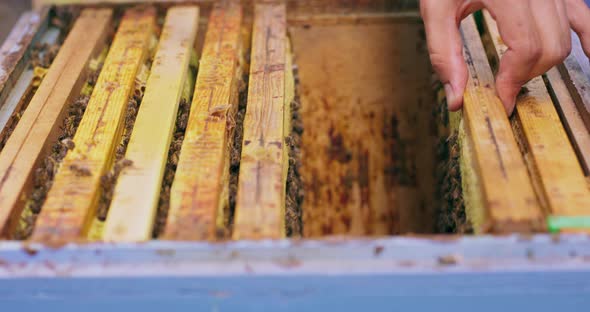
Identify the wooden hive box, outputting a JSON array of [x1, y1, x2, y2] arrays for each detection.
[[0, 0, 590, 309]]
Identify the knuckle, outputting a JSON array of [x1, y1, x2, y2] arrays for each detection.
[[564, 38, 573, 57], [512, 40, 542, 65], [528, 43, 543, 62], [545, 44, 570, 64], [560, 45, 571, 60]]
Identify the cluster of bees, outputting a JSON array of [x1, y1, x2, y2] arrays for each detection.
[[432, 78, 471, 234]]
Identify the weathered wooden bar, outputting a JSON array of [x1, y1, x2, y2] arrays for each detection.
[[232, 2, 289, 240], [32, 7, 154, 242], [545, 67, 590, 174], [104, 6, 200, 242], [0, 27, 60, 148], [459, 17, 544, 233], [0, 11, 48, 111], [0, 9, 112, 237], [483, 11, 590, 219], [558, 32, 590, 131], [163, 1, 243, 241]]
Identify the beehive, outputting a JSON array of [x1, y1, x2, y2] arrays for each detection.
[[1, 0, 590, 308]]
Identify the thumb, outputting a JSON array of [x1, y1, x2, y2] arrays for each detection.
[[567, 0, 590, 57], [421, 0, 468, 111]]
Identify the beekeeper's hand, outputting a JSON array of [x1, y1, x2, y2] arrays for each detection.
[[421, 0, 590, 115]]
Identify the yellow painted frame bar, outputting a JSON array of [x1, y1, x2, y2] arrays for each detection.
[[103, 6, 200, 242], [460, 16, 544, 233], [0, 9, 112, 238], [163, 2, 243, 241], [32, 7, 155, 242], [483, 11, 590, 218]]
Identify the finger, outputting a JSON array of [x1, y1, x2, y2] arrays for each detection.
[[529, 0, 571, 76], [566, 0, 590, 56], [486, 0, 541, 115], [421, 0, 467, 111], [555, 0, 572, 39]]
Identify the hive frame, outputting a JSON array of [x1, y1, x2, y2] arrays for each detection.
[[0, 3, 590, 307]]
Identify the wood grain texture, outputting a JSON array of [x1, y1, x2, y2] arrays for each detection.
[[558, 32, 590, 131], [483, 12, 590, 219], [0, 11, 47, 117], [232, 3, 287, 240], [292, 21, 436, 236], [104, 6, 200, 242], [163, 2, 243, 241], [31, 7, 155, 242], [0, 9, 112, 238], [460, 16, 543, 233], [545, 68, 590, 174]]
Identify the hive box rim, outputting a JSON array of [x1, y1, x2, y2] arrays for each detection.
[[0, 234, 590, 278]]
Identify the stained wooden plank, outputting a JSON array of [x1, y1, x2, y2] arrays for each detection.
[[558, 32, 590, 130], [162, 2, 243, 241], [0, 11, 47, 115], [103, 6, 200, 242], [483, 12, 590, 219], [0, 9, 112, 238], [232, 3, 287, 240], [459, 16, 543, 233], [545, 68, 590, 174], [31, 7, 155, 242]]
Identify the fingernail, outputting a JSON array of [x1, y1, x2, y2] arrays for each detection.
[[507, 107, 515, 116], [498, 89, 517, 116], [506, 100, 516, 116], [444, 83, 456, 108]]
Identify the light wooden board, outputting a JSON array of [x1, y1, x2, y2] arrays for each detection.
[[163, 2, 243, 241], [31, 7, 155, 242], [0, 9, 112, 238], [292, 20, 436, 236], [558, 32, 590, 130], [0, 11, 47, 116], [103, 6, 200, 242], [460, 16, 543, 233], [545, 68, 590, 174], [232, 3, 287, 240], [483, 12, 590, 218]]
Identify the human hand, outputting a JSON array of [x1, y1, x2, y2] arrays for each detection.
[[420, 0, 590, 115]]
